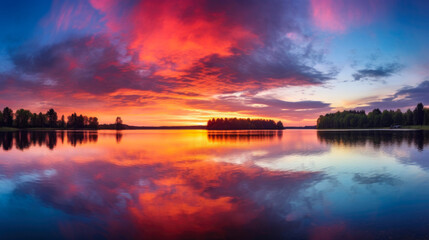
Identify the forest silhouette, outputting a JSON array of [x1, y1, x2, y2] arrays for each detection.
[[317, 103, 429, 129], [0, 107, 100, 129], [207, 118, 284, 130]]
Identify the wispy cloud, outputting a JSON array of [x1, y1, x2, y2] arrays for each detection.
[[352, 62, 403, 82], [360, 80, 429, 110], [187, 92, 331, 123]]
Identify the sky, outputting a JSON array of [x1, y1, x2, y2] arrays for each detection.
[[0, 0, 428, 126]]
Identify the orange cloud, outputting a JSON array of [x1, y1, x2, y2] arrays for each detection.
[[90, 0, 260, 78]]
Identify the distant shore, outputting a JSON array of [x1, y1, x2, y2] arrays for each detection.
[[317, 129, 420, 132], [317, 126, 429, 131], [316, 103, 429, 129], [0, 126, 207, 131], [1, 125, 428, 131]]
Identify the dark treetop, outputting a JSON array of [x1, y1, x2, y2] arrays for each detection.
[[317, 103, 429, 129], [0, 107, 99, 129], [207, 118, 284, 130]]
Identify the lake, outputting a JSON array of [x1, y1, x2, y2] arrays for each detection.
[[0, 130, 429, 239]]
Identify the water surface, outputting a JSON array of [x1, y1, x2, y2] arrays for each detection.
[[0, 130, 429, 239]]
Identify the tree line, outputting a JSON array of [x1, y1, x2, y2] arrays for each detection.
[[207, 118, 284, 130], [317, 103, 429, 129], [0, 107, 99, 129]]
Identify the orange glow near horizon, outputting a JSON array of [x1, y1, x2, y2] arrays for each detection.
[[2, 87, 319, 126]]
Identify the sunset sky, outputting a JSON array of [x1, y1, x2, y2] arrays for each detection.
[[0, 0, 428, 126]]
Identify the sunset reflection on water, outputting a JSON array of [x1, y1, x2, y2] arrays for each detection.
[[0, 130, 429, 239]]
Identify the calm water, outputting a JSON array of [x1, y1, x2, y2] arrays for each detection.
[[0, 130, 429, 240]]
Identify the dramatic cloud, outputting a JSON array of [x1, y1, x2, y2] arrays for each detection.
[[362, 80, 429, 110], [9, 36, 140, 94], [82, 0, 332, 92], [182, 46, 334, 93], [0, 0, 339, 125], [352, 62, 403, 81]]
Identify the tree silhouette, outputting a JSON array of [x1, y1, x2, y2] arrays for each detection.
[[393, 109, 403, 125], [30, 113, 37, 127], [414, 103, 424, 125], [405, 109, 414, 125], [15, 109, 32, 128], [115, 117, 123, 130], [65, 113, 99, 129], [3, 107, 13, 127], [46, 109, 58, 128], [38, 112, 47, 127], [276, 121, 284, 129], [88, 117, 99, 129], [59, 115, 66, 128], [381, 110, 394, 127]]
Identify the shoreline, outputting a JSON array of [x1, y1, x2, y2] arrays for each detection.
[[317, 126, 429, 131], [1, 126, 428, 131]]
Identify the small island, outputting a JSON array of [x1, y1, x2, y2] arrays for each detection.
[[207, 118, 284, 130], [317, 103, 429, 129]]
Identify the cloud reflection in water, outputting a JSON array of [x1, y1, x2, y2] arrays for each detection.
[[0, 130, 428, 239]]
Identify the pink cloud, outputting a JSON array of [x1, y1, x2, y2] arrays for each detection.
[[310, 0, 385, 32]]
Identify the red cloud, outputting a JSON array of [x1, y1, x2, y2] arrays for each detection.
[[89, 0, 260, 77]]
